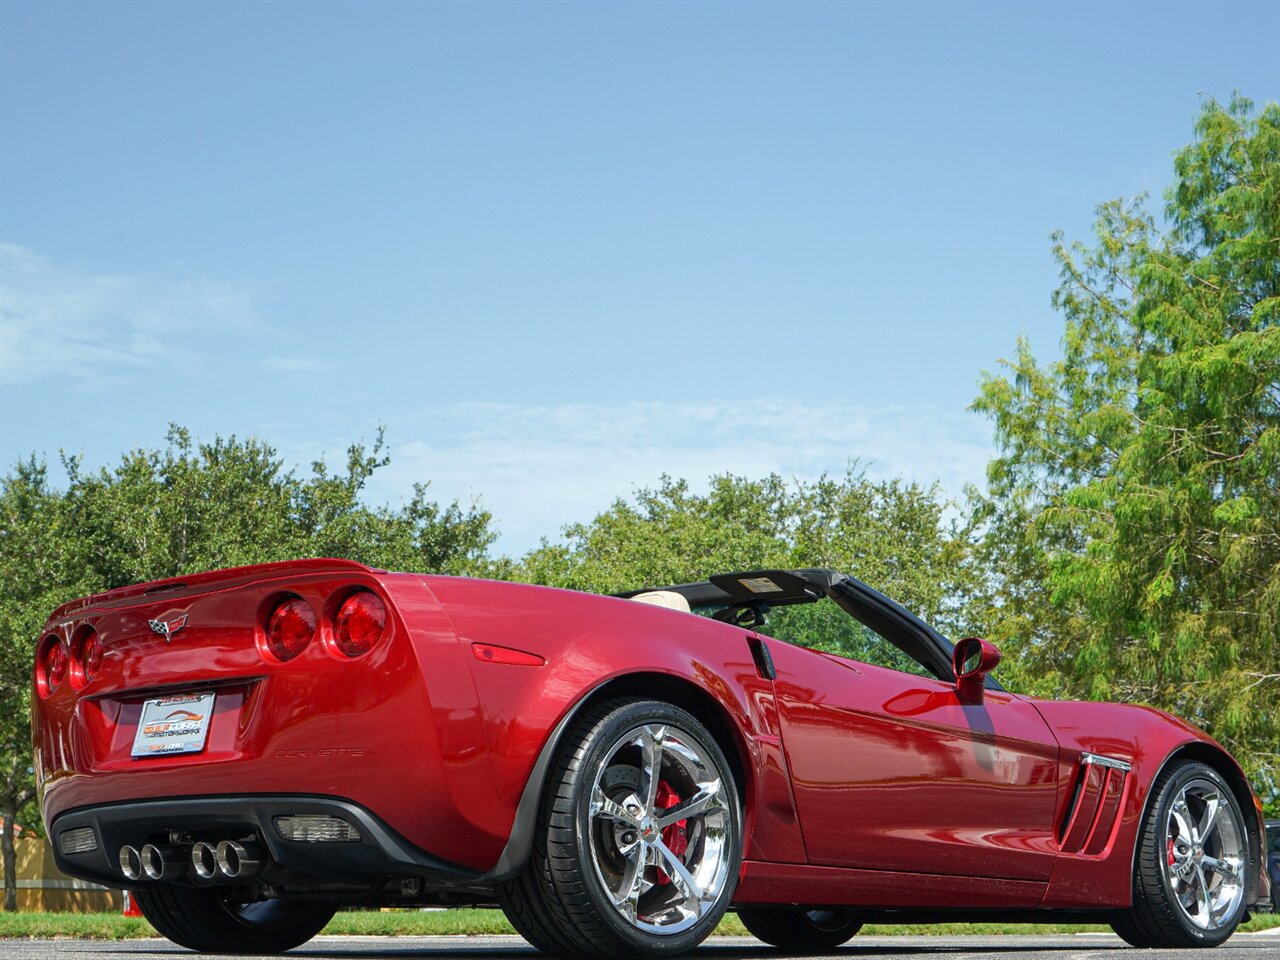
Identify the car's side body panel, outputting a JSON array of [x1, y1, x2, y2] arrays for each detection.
[[419, 574, 811, 867], [734, 860, 1048, 908], [1028, 698, 1265, 910], [767, 639, 1061, 892]]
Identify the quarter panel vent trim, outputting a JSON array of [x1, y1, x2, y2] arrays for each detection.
[[1058, 753, 1131, 855]]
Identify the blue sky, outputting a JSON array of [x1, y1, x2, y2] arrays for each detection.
[[2, 0, 1277, 553]]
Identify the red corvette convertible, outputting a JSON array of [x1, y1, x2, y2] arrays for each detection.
[[33, 560, 1270, 955]]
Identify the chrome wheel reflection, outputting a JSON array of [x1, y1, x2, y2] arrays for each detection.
[[588, 723, 733, 936], [1163, 778, 1245, 930]]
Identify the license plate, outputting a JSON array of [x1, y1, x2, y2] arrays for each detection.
[[131, 692, 216, 758]]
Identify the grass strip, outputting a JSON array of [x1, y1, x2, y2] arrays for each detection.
[[0, 912, 157, 940], [0, 907, 1275, 940]]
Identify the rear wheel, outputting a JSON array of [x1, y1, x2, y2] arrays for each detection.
[[134, 884, 335, 954], [498, 698, 741, 957], [1111, 760, 1248, 947], [737, 907, 863, 949]]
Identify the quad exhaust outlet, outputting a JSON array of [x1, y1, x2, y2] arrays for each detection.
[[215, 840, 265, 878], [191, 841, 220, 880], [119, 839, 273, 883], [140, 844, 185, 881], [118, 845, 142, 882]]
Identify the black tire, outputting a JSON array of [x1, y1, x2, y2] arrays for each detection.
[[498, 698, 742, 958], [1110, 760, 1249, 948], [134, 883, 335, 954], [737, 907, 863, 950]]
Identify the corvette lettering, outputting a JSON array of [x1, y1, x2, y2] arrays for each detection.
[[274, 747, 366, 759]]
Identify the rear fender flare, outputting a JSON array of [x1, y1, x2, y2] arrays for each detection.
[[478, 671, 751, 882]]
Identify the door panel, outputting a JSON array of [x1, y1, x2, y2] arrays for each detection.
[[770, 642, 1060, 884]]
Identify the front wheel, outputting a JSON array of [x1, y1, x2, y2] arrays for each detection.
[[1111, 760, 1249, 947], [499, 698, 742, 957], [737, 907, 863, 949], [134, 884, 335, 954]]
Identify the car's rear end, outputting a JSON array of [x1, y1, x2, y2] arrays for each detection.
[[32, 558, 506, 907]]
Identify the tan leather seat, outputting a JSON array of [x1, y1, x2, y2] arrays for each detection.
[[628, 590, 692, 614]]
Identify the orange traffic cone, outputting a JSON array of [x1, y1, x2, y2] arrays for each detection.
[[122, 890, 143, 917]]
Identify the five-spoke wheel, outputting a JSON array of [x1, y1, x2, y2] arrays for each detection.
[[1112, 760, 1249, 947], [1162, 777, 1246, 931], [588, 720, 735, 934], [499, 699, 741, 958]]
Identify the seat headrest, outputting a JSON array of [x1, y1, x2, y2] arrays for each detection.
[[628, 590, 692, 614]]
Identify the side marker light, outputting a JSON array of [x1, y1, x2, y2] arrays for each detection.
[[471, 643, 545, 667]]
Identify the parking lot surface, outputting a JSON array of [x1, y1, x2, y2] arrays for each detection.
[[1, 932, 1278, 960]]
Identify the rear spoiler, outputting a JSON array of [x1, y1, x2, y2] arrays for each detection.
[[43, 558, 380, 625]]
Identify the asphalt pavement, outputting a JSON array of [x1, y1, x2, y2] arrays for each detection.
[[1, 932, 1278, 960]]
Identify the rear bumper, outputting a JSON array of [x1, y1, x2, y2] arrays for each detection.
[[50, 795, 480, 889]]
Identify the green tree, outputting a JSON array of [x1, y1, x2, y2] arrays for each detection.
[[59, 425, 495, 589], [290, 431, 494, 576], [973, 95, 1280, 808], [0, 460, 89, 911], [519, 467, 985, 651]]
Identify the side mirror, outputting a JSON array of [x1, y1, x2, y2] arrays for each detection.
[[952, 637, 1001, 705]]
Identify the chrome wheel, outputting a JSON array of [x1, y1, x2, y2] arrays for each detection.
[[587, 722, 734, 935], [498, 699, 741, 957], [1163, 778, 1246, 931]]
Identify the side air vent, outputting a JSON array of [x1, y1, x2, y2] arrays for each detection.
[[1058, 752, 1131, 855], [747, 635, 776, 680]]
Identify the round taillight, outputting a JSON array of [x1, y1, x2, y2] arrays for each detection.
[[334, 592, 386, 658], [45, 641, 68, 692], [78, 631, 104, 684], [266, 599, 316, 662]]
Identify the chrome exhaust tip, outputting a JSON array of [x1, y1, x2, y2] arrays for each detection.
[[140, 843, 186, 881], [118, 845, 142, 881], [215, 840, 264, 879], [191, 841, 219, 880]]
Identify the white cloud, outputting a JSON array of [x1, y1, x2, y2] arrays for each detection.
[[0, 244, 254, 388], [357, 399, 995, 555]]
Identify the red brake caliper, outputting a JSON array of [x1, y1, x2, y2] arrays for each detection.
[[653, 780, 688, 886], [1167, 837, 1177, 867]]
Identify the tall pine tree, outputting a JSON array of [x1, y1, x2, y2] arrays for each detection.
[[974, 95, 1279, 808]]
